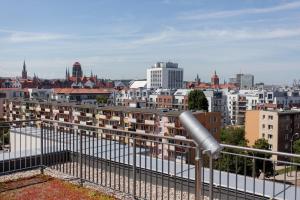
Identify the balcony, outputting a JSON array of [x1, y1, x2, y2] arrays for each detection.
[[165, 122, 175, 128], [80, 121, 86, 125], [136, 129, 146, 133], [1, 119, 300, 200], [129, 118, 137, 123], [53, 109, 59, 114], [86, 113, 93, 117], [98, 114, 107, 120], [111, 116, 120, 121], [64, 110, 70, 115], [105, 124, 113, 129], [145, 119, 155, 125], [74, 111, 81, 116]]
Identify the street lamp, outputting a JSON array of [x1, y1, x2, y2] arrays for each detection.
[[290, 132, 299, 176]]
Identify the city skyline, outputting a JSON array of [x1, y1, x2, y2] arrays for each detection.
[[1, 0, 300, 84]]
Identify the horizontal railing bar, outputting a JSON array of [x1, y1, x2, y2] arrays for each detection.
[[0, 119, 40, 124], [221, 144, 300, 158], [42, 119, 196, 144]]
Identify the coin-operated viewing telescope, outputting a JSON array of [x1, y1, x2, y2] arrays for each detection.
[[179, 111, 223, 159]]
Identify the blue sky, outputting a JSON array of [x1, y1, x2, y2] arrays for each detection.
[[1, 0, 300, 84]]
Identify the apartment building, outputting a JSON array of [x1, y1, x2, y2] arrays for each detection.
[[148, 89, 174, 109], [256, 90, 300, 109], [53, 88, 113, 104], [3, 99, 221, 163], [226, 92, 247, 125], [115, 88, 228, 126], [146, 62, 183, 89], [230, 73, 254, 89], [245, 110, 300, 157]]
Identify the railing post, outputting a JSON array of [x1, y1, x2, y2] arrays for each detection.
[[132, 137, 137, 198], [208, 151, 214, 200], [80, 130, 83, 186], [195, 146, 203, 200], [40, 122, 44, 174]]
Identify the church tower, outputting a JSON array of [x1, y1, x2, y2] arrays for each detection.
[[211, 70, 219, 86], [22, 60, 28, 79]]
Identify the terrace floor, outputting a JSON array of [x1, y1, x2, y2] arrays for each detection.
[[0, 174, 116, 200]]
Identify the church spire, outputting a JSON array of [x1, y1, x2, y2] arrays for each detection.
[[22, 60, 28, 79]]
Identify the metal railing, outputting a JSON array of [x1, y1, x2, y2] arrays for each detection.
[[1, 119, 300, 200], [0, 120, 42, 175]]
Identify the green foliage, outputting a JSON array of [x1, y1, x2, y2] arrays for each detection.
[[0, 126, 10, 150], [293, 139, 300, 163], [188, 90, 208, 111], [217, 129, 274, 177], [96, 95, 108, 105], [253, 138, 269, 150], [220, 126, 247, 146], [252, 138, 274, 177], [215, 152, 253, 176], [216, 126, 252, 175], [293, 139, 300, 154]]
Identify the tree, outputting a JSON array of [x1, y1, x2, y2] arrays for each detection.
[[188, 90, 208, 111], [216, 126, 251, 174], [220, 126, 247, 146], [293, 139, 300, 164], [96, 95, 108, 105], [0, 119, 10, 150], [252, 138, 274, 177]]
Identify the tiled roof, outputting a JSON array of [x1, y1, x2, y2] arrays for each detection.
[[0, 88, 27, 91], [54, 88, 113, 94]]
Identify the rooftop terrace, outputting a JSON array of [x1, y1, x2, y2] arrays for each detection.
[[1, 119, 300, 200]]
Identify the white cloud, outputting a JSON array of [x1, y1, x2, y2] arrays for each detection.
[[10, 32, 66, 43], [125, 27, 300, 48], [179, 1, 300, 20], [0, 29, 68, 43]]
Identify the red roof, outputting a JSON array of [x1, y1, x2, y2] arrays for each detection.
[[54, 88, 113, 94], [0, 88, 27, 92]]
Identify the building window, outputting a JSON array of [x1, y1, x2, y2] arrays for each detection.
[[262, 124, 265, 129], [268, 144, 273, 150], [262, 133, 265, 138], [268, 115, 273, 120], [268, 125, 273, 130], [262, 115, 265, 119], [268, 134, 273, 139], [285, 134, 289, 140]]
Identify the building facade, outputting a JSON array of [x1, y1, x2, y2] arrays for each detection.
[[146, 62, 183, 89], [3, 99, 221, 163], [240, 74, 254, 89], [245, 110, 300, 158]]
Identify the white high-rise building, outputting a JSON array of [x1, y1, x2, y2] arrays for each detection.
[[147, 62, 183, 89]]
